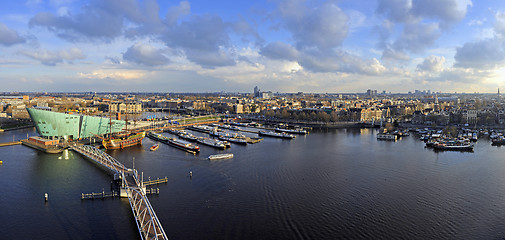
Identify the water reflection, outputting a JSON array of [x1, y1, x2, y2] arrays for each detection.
[[2, 128, 505, 239]]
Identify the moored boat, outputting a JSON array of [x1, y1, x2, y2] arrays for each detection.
[[177, 131, 198, 142], [258, 130, 295, 139], [433, 140, 474, 151], [377, 133, 397, 141], [492, 136, 505, 145], [188, 125, 216, 134], [219, 136, 248, 145], [103, 131, 145, 149], [196, 137, 226, 149], [167, 138, 200, 153], [147, 131, 169, 142], [275, 128, 308, 135]]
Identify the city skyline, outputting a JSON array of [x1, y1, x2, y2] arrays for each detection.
[[1, 0, 504, 93]]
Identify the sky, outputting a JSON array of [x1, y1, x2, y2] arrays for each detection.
[[1, 0, 505, 93]]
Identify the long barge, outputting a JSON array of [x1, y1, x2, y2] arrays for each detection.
[[196, 137, 226, 149], [275, 128, 308, 135], [433, 143, 474, 151], [148, 131, 200, 153], [258, 130, 295, 139], [187, 125, 216, 134]]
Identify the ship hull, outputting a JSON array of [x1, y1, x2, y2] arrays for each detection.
[[167, 139, 200, 153], [103, 132, 145, 149]]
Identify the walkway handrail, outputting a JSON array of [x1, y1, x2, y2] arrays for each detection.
[[72, 145, 168, 240], [126, 187, 168, 240], [71, 145, 130, 174]]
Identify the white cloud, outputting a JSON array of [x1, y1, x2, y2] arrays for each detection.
[[21, 47, 85, 66], [78, 69, 146, 80]]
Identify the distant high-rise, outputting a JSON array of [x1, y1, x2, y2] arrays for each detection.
[[254, 86, 261, 98]]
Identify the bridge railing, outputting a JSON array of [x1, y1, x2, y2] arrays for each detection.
[[72, 145, 130, 174], [72, 145, 167, 240], [125, 182, 168, 239]]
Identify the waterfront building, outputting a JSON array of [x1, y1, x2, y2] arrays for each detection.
[[463, 110, 478, 124], [360, 108, 384, 123], [108, 102, 142, 113], [27, 108, 125, 140], [234, 104, 244, 114]]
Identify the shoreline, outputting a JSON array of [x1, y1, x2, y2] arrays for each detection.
[[0, 124, 35, 132]]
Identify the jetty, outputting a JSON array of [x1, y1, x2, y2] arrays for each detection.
[[0, 141, 22, 147], [70, 145, 168, 240]]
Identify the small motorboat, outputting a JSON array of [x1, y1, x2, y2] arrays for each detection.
[[150, 144, 159, 151]]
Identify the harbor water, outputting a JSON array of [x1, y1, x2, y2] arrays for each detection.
[[2, 127, 505, 239]]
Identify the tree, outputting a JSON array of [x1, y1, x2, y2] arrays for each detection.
[[443, 126, 458, 137], [309, 112, 317, 121], [281, 109, 290, 119], [330, 112, 339, 122], [385, 123, 395, 132], [298, 112, 307, 121], [317, 111, 330, 122], [265, 110, 274, 118], [250, 104, 258, 113]]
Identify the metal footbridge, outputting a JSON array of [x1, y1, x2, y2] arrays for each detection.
[[71, 145, 168, 240]]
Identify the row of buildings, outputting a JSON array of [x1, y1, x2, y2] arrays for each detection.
[[1, 89, 505, 127]]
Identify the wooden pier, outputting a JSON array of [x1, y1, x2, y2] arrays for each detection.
[[71, 145, 168, 240], [0, 141, 21, 147], [82, 191, 119, 200], [143, 177, 168, 186], [82, 188, 160, 200]]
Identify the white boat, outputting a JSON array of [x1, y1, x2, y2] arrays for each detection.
[[258, 130, 295, 139], [197, 137, 227, 149], [275, 128, 308, 135], [377, 133, 397, 140], [208, 153, 234, 160]]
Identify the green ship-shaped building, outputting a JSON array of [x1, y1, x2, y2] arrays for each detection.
[[27, 108, 125, 140]]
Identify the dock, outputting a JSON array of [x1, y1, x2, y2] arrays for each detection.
[[82, 188, 161, 200], [143, 177, 168, 186], [82, 191, 119, 200], [71, 145, 168, 240], [0, 141, 22, 147], [20, 139, 64, 153], [244, 137, 263, 144]]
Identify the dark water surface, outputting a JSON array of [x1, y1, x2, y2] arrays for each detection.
[[2, 128, 505, 239]]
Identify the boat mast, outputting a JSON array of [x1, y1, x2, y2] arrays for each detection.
[[125, 108, 128, 132], [108, 107, 112, 140]]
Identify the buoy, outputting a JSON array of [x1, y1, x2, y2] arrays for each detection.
[[44, 193, 48, 202], [189, 171, 193, 179], [0, 160, 3, 164]]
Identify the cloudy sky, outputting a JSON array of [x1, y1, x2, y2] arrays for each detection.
[[0, 0, 504, 93]]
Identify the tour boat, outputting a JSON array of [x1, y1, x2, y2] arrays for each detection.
[[208, 153, 234, 160]]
